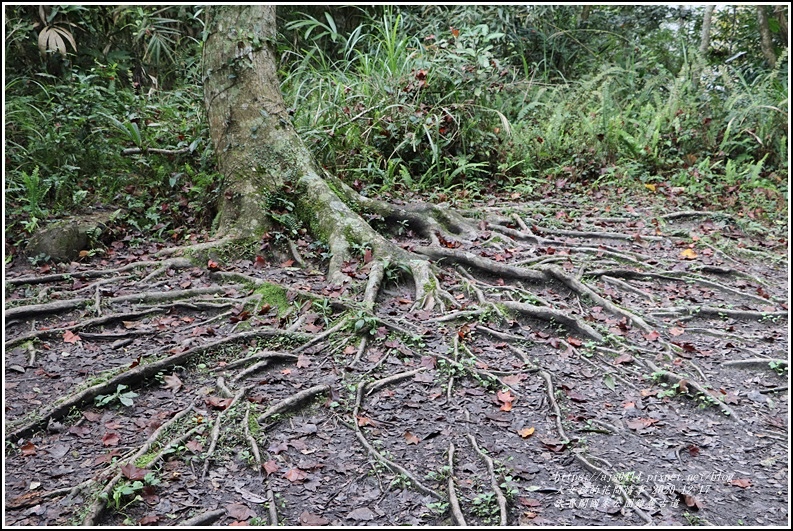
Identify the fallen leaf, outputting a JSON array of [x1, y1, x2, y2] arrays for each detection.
[[284, 468, 307, 483], [567, 337, 582, 347], [226, 502, 256, 521], [138, 514, 160, 526], [162, 373, 183, 394], [120, 463, 148, 481], [626, 418, 659, 431], [298, 511, 329, 526], [642, 330, 660, 341], [263, 460, 279, 476], [730, 478, 752, 488], [497, 389, 516, 412], [186, 439, 203, 453], [679, 248, 698, 260], [518, 427, 535, 438], [63, 330, 81, 344], [206, 396, 232, 410], [669, 327, 685, 336], [102, 432, 120, 447], [356, 416, 375, 427], [207, 259, 220, 271], [404, 431, 420, 445], [346, 507, 375, 521], [20, 441, 36, 456], [613, 353, 634, 365]]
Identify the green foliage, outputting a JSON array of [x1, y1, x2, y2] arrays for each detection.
[[106, 472, 160, 510], [95, 384, 139, 407], [4, 5, 787, 250], [282, 8, 516, 194]]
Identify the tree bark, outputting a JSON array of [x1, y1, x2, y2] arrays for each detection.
[[756, 5, 777, 68], [201, 6, 466, 289], [774, 5, 787, 46], [699, 5, 715, 57]]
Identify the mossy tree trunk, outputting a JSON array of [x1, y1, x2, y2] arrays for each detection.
[[202, 5, 471, 292]]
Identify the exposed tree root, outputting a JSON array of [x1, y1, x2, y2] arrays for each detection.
[[467, 434, 508, 526], [178, 508, 226, 526], [352, 381, 444, 500], [5, 196, 787, 526], [447, 442, 468, 526]]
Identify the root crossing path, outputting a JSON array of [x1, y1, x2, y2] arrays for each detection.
[[4, 195, 788, 526]]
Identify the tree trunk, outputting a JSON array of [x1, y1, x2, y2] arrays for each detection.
[[756, 5, 777, 68], [578, 5, 592, 27], [202, 5, 471, 290], [774, 5, 787, 46], [699, 5, 715, 56]]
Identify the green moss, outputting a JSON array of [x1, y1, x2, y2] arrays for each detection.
[[247, 409, 261, 436], [254, 281, 290, 317], [135, 452, 158, 468]]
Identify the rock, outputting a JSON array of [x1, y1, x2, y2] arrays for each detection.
[[25, 212, 114, 263]]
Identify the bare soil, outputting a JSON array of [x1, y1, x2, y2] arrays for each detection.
[[4, 188, 789, 526]]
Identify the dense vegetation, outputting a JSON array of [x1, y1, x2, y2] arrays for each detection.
[[4, 5, 788, 262]]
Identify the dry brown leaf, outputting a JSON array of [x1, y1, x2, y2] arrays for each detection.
[[518, 427, 535, 438], [404, 431, 420, 445], [162, 373, 183, 394]]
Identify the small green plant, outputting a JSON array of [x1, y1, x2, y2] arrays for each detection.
[[426, 500, 449, 515], [106, 471, 160, 510], [470, 491, 497, 518], [683, 511, 704, 526], [351, 309, 379, 336], [768, 360, 787, 376], [95, 384, 139, 407]]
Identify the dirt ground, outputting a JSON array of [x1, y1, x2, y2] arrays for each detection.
[[3, 188, 789, 526]]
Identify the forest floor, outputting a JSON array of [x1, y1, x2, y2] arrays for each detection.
[[3, 184, 789, 527]]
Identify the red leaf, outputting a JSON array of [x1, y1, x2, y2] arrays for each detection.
[[254, 255, 267, 269], [613, 353, 634, 365], [643, 330, 660, 341], [121, 463, 148, 480], [263, 460, 280, 476], [404, 431, 420, 445], [226, 502, 257, 521], [567, 337, 582, 347], [102, 432, 120, 447], [63, 330, 81, 344], [186, 439, 203, 453], [20, 441, 36, 456], [207, 260, 220, 271], [284, 468, 308, 483], [138, 515, 160, 526], [206, 396, 232, 410], [298, 511, 330, 526], [280, 259, 295, 268], [497, 390, 515, 411]]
